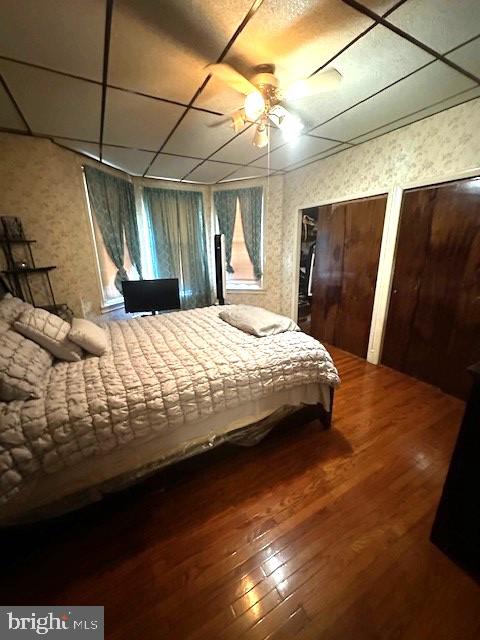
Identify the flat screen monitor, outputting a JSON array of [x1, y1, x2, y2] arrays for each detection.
[[122, 278, 180, 314]]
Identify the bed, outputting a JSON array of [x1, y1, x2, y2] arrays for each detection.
[[0, 300, 339, 524]]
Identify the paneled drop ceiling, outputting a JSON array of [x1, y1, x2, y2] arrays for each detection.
[[0, 0, 479, 183]]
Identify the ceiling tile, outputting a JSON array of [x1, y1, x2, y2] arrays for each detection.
[[146, 154, 201, 180], [0, 60, 101, 139], [102, 146, 155, 176], [350, 86, 480, 145], [284, 143, 352, 172], [103, 88, 184, 151], [162, 109, 238, 158], [54, 138, 100, 160], [196, 0, 374, 113], [291, 25, 433, 129], [311, 61, 476, 141], [447, 37, 480, 78], [388, 0, 480, 53], [264, 135, 340, 171], [185, 161, 241, 184], [0, 0, 105, 80], [0, 81, 26, 131], [356, 1, 402, 14], [109, 0, 252, 103], [218, 166, 272, 182], [211, 127, 274, 166]]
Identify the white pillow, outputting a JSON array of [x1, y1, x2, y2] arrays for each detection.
[[0, 320, 53, 401], [0, 293, 34, 325], [14, 308, 83, 362], [219, 305, 300, 337], [68, 318, 107, 356]]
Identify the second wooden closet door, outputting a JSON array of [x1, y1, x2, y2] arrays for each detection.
[[310, 195, 387, 358], [382, 177, 480, 399]]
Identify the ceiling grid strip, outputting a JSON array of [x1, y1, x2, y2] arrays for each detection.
[[0, 0, 479, 181], [0, 73, 31, 134], [142, 0, 266, 178], [0, 55, 225, 116], [179, 0, 413, 181], [179, 124, 256, 180], [99, 0, 114, 161], [245, 30, 480, 173], [284, 89, 480, 176], [341, 0, 480, 84]]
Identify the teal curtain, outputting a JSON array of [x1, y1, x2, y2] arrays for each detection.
[[237, 186, 263, 280], [84, 166, 142, 292], [143, 188, 179, 279], [143, 187, 211, 309], [121, 199, 143, 281], [214, 187, 263, 280], [213, 190, 237, 273]]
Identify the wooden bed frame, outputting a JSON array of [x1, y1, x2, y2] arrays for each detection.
[[319, 387, 334, 428], [0, 281, 335, 522], [0, 276, 12, 298]]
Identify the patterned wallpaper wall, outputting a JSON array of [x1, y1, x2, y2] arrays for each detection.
[[0, 133, 216, 317], [0, 133, 105, 316], [281, 97, 480, 316], [1, 97, 478, 320]]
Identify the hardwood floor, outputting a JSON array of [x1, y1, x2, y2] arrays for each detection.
[[2, 348, 479, 639]]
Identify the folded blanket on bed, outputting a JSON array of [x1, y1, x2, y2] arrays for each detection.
[[219, 305, 299, 337]]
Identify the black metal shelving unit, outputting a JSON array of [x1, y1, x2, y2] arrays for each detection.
[[1, 236, 57, 306], [1, 222, 72, 321]]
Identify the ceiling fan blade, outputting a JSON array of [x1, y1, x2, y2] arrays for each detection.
[[207, 116, 233, 129], [207, 110, 246, 133], [206, 63, 257, 95], [285, 68, 342, 100]]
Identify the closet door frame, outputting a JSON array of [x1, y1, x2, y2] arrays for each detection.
[[290, 165, 480, 366]]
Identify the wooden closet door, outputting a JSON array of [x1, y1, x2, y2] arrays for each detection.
[[310, 195, 387, 358], [382, 177, 480, 399]]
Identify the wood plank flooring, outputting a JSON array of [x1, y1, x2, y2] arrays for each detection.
[[2, 347, 479, 639]]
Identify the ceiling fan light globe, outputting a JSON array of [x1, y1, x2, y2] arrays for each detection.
[[280, 113, 304, 142], [285, 79, 309, 101], [244, 91, 265, 120], [268, 104, 287, 127], [253, 124, 269, 148]]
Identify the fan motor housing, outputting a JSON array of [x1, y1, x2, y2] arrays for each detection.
[[251, 69, 281, 106], [251, 71, 278, 88]]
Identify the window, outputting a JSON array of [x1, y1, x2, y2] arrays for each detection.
[[213, 187, 264, 290], [142, 187, 212, 309], [229, 199, 256, 284], [91, 215, 138, 305], [83, 166, 144, 309], [85, 167, 211, 310]]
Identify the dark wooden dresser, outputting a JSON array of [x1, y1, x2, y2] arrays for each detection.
[[431, 362, 480, 576]]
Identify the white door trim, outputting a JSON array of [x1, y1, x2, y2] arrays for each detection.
[[367, 186, 403, 364]]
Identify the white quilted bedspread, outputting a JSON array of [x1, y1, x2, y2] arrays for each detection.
[[0, 306, 339, 504]]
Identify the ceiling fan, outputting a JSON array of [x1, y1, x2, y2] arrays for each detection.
[[207, 63, 342, 148]]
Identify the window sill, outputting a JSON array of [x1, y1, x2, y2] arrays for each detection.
[[227, 284, 264, 293], [101, 297, 124, 314]]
